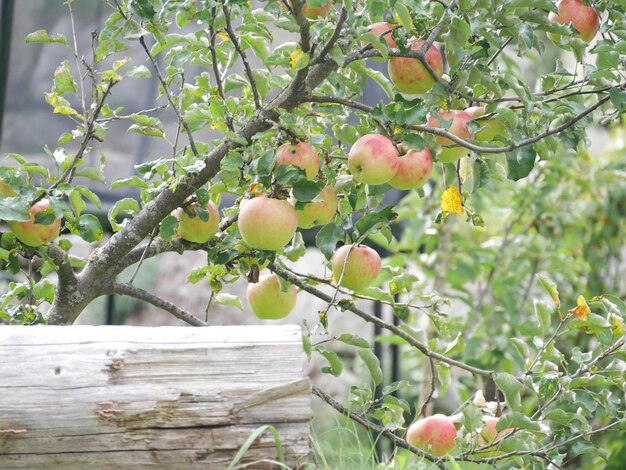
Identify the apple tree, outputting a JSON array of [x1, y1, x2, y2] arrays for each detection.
[[1, 0, 626, 467]]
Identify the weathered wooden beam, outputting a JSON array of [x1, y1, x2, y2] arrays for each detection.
[[0, 325, 311, 469]]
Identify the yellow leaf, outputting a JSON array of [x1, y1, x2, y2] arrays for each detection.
[[290, 48, 309, 71], [440, 186, 464, 214], [569, 295, 590, 321], [217, 32, 229, 42]]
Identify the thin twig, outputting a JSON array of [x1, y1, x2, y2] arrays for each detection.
[[221, 2, 262, 110], [107, 282, 206, 326], [138, 36, 199, 157]]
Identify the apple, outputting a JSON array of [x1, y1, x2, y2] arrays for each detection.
[[427, 110, 474, 163], [247, 273, 298, 320], [479, 416, 514, 445], [293, 186, 338, 229], [172, 200, 220, 244], [465, 106, 506, 142], [406, 414, 457, 456], [548, 0, 600, 43], [276, 141, 321, 180], [8, 199, 61, 247], [302, 1, 331, 20], [331, 244, 381, 291], [365, 22, 397, 48], [389, 148, 433, 190], [238, 196, 298, 251], [388, 40, 444, 95], [348, 134, 399, 185]]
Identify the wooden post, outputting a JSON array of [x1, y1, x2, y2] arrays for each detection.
[[0, 325, 310, 468]]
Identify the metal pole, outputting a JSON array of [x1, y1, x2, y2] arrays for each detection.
[[0, 0, 15, 148]]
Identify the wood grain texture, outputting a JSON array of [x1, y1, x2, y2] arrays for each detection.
[[0, 325, 311, 469]]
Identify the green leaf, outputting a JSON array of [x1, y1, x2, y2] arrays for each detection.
[[214, 293, 244, 311], [535, 300, 553, 335], [25, 30, 67, 45], [0, 198, 31, 222], [111, 176, 148, 189], [75, 167, 106, 183], [292, 179, 325, 202], [506, 146, 536, 181], [318, 348, 343, 377], [462, 404, 483, 433], [107, 198, 140, 232], [538, 275, 561, 310], [354, 206, 396, 240], [316, 223, 345, 260], [227, 425, 284, 470], [494, 373, 523, 411], [32, 279, 56, 303], [446, 17, 471, 50], [358, 349, 383, 386], [337, 334, 370, 348], [126, 65, 152, 78], [496, 412, 541, 432], [53, 60, 77, 94], [609, 88, 626, 113], [77, 214, 103, 243], [393, 3, 412, 32]]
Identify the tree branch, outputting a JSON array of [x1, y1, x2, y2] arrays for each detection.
[[312, 386, 446, 469], [269, 262, 493, 378], [106, 282, 207, 326]]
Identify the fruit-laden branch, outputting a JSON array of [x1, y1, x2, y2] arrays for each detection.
[[308, 91, 616, 154], [312, 385, 447, 469], [269, 262, 493, 378]]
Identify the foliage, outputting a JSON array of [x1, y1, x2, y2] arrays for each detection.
[[1, 0, 626, 467]]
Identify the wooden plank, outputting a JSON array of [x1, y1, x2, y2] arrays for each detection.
[[0, 325, 311, 468]]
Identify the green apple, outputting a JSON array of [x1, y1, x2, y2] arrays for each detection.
[[548, 0, 599, 43], [465, 106, 506, 142], [293, 186, 338, 229], [427, 110, 474, 163], [331, 244, 381, 291], [8, 199, 61, 247], [389, 148, 433, 190], [388, 40, 443, 95], [348, 134, 399, 185], [479, 416, 514, 445], [238, 196, 298, 251], [406, 414, 457, 456], [276, 142, 321, 180], [247, 273, 297, 320], [172, 200, 220, 244]]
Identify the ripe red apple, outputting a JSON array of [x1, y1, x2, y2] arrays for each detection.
[[427, 110, 474, 163], [302, 1, 331, 20], [465, 106, 506, 142], [348, 134, 399, 185], [8, 199, 61, 247], [365, 22, 397, 48], [406, 414, 457, 456], [479, 416, 514, 445], [293, 186, 338, 229], [276, 141, 321, 180], [388, 40, 443, 95], [548, 0, 599, 43], [389, 148, 433, 190], [331, 244, 381, 291], [172, 200, 220, 244], [247, 273, 298, 320], [238, 196, 298, 251]]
